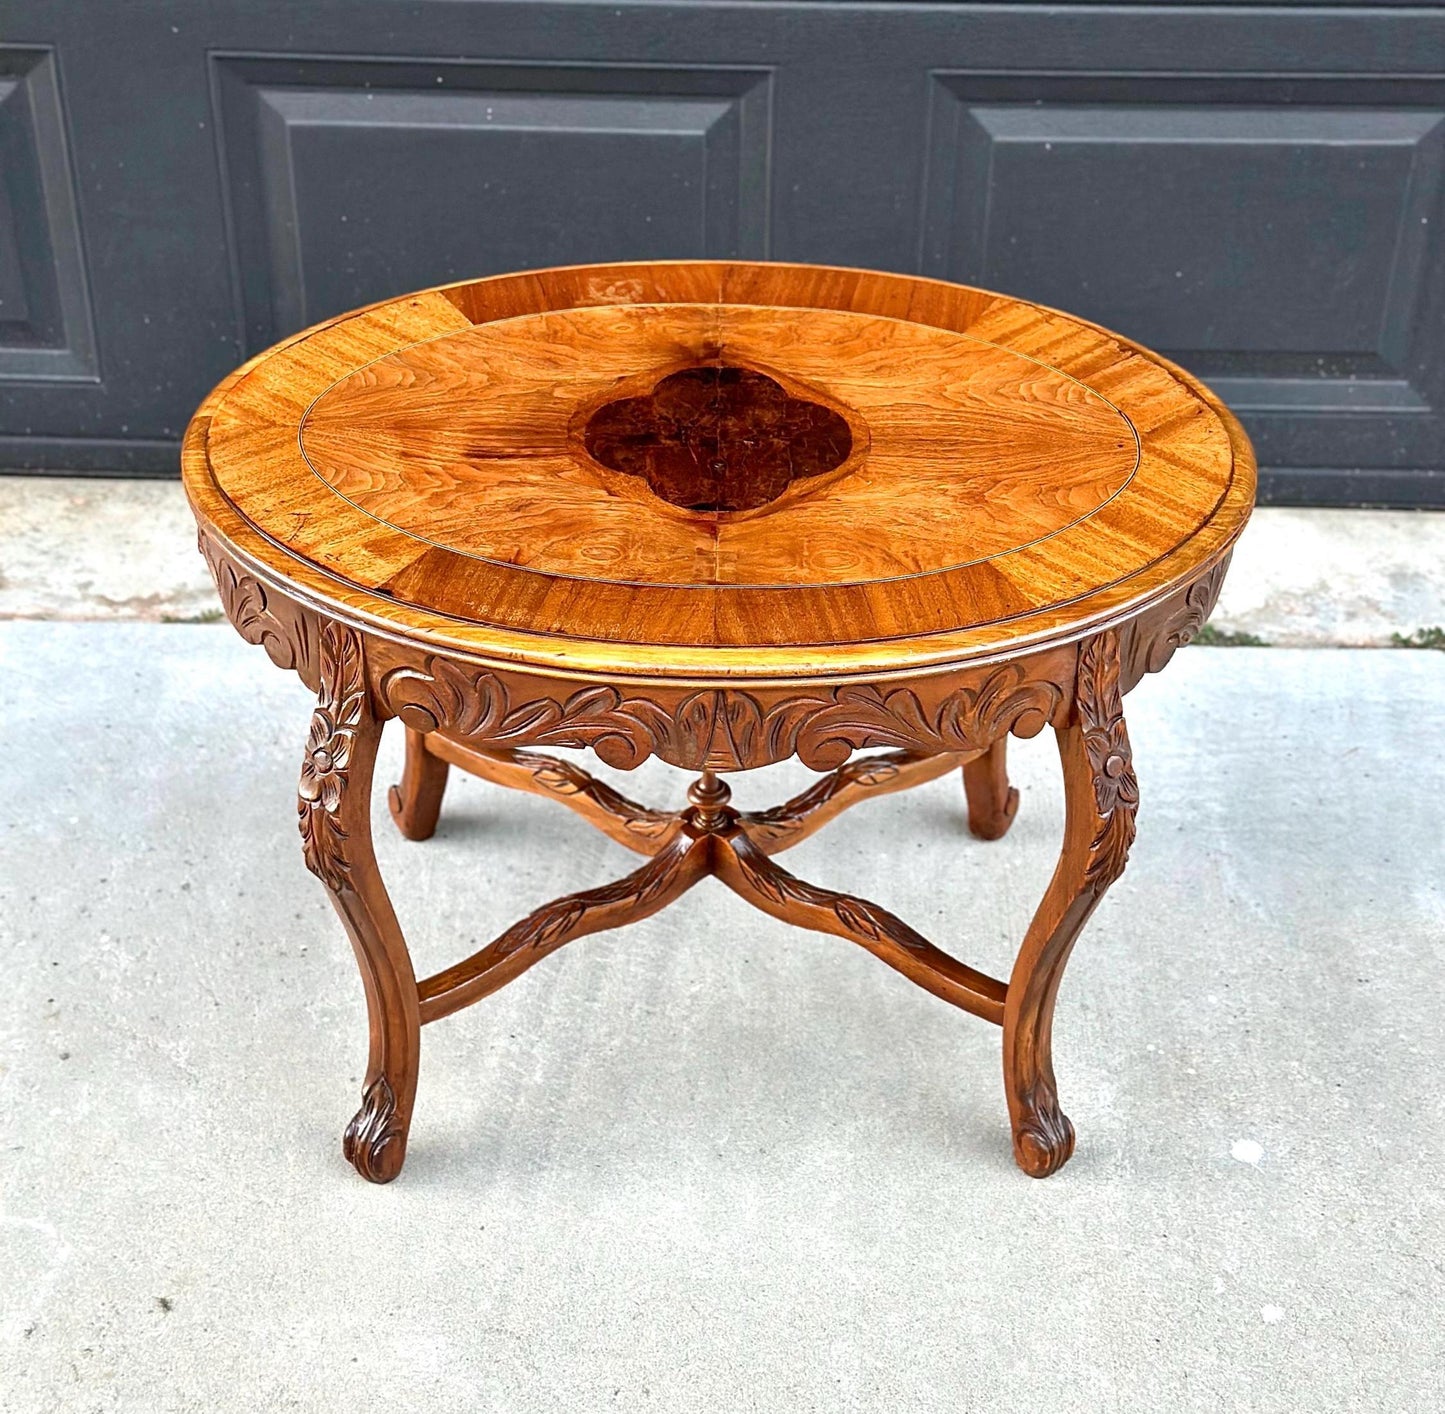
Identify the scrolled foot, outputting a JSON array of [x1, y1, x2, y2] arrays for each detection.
[[968, 784, 1019, 841], [301, 628, 421, 1186], [388, 726, 450, 841], [1011, 1081, 1077, 1178], [1001, 630, 1135, 1180], [963, 739, 1019, 841], [343, 1075, 409, 1184]]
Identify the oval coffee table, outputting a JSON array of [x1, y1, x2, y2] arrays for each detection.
[[183, 261, 1255, 1183]]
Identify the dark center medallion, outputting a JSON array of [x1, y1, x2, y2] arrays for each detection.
[[583, 365, 853, 513]]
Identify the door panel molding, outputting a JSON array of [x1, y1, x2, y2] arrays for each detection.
[[211, 54, 773, 354], [0, 47, 97, 382], [921, 70, 1445, 487]]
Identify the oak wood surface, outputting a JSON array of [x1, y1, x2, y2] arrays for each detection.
[[183, 260, 1254, 682]]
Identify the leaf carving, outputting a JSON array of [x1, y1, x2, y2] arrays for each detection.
[[1076, 631, 1138, 892], [1143, 554, 1232, 674], [792, 665, 1063, 770], [730, 839, 934, 957], [298, 622, 367, 891], [199, 533, 313, 676], [379, 656, 1065, 772]]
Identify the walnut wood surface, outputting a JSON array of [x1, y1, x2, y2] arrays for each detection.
[[298, 623, 419, 1184], [184, 260, 1253, 679], [962, 739, 1020, 842], [185, 261, 1254, 1183], [1004, 631, 1138, 1177], [582, 363, 854, 513]]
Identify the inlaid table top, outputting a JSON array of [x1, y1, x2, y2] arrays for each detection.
[[184, 260, 1254, 681], [184, 261, 1255, 1185]]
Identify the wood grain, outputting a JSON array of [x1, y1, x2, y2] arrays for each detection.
[[184, 261, 1254, 1184], [298, 622, 419, 1184], [184, 261, 1253, 677], [582, 363, 854, 513], [1003, 629, 1138, 1177]]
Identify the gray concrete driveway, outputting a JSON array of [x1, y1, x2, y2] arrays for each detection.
[[1, 623, 1442, 1412]]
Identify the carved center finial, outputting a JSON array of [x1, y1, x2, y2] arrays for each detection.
[[683, 768, 736, 834], [583, 365, 852, 512]]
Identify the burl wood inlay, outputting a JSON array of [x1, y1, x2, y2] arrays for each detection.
[[285, 301, 1143, 597], [184, 260, 1254, 1184], [583, 364, 853, 512]]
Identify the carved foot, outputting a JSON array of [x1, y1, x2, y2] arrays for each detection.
[[1011, 1080, 1076, 1178], [1002, 631, 1136, 1179], [962, 739, 1018, 840], [343, 1075, 409, 1183], [388, 726, 450, 840], [302, 624, 421, 1184]]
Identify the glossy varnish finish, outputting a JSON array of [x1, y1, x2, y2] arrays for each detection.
[[184, 260, 1254, 1183], [582, 363, 854, 513]]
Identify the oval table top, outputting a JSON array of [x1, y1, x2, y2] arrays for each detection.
[[183, 261, 1255, 683]]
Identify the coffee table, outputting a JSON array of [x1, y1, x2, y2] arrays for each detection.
[[183, 261, 1254, 1183]]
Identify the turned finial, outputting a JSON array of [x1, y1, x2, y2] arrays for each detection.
[[685, 769, 734, 833]]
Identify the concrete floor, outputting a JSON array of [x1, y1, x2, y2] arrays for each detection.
[[1, 624, 1442, 1412]]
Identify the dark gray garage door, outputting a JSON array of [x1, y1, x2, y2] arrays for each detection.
[[4, 1, 1444, 506]]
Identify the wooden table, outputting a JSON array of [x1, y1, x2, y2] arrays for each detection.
[[183, 261, 1255, 1183]]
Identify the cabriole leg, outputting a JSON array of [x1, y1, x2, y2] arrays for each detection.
[[1002, 632, 1137, 1178], [962, 738, 1019, 840], [299, 624, 420, 1183], [388, 725, 450, 841]]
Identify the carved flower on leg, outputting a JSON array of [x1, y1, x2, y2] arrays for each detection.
[[300, 709, 354, 813], [298, 623, 367, 891], [1084, 718, 1138, 821], [1076, 632, 1138, 891]]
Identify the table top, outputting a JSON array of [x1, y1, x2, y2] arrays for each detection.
[[183, 261, 1254, 682]]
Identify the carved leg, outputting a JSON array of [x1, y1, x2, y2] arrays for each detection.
[[388, 726, 450, 841], [1002, 632, 1136, 1178], [962, 738, 1019, 841], [300, 624, 420, 1183]]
